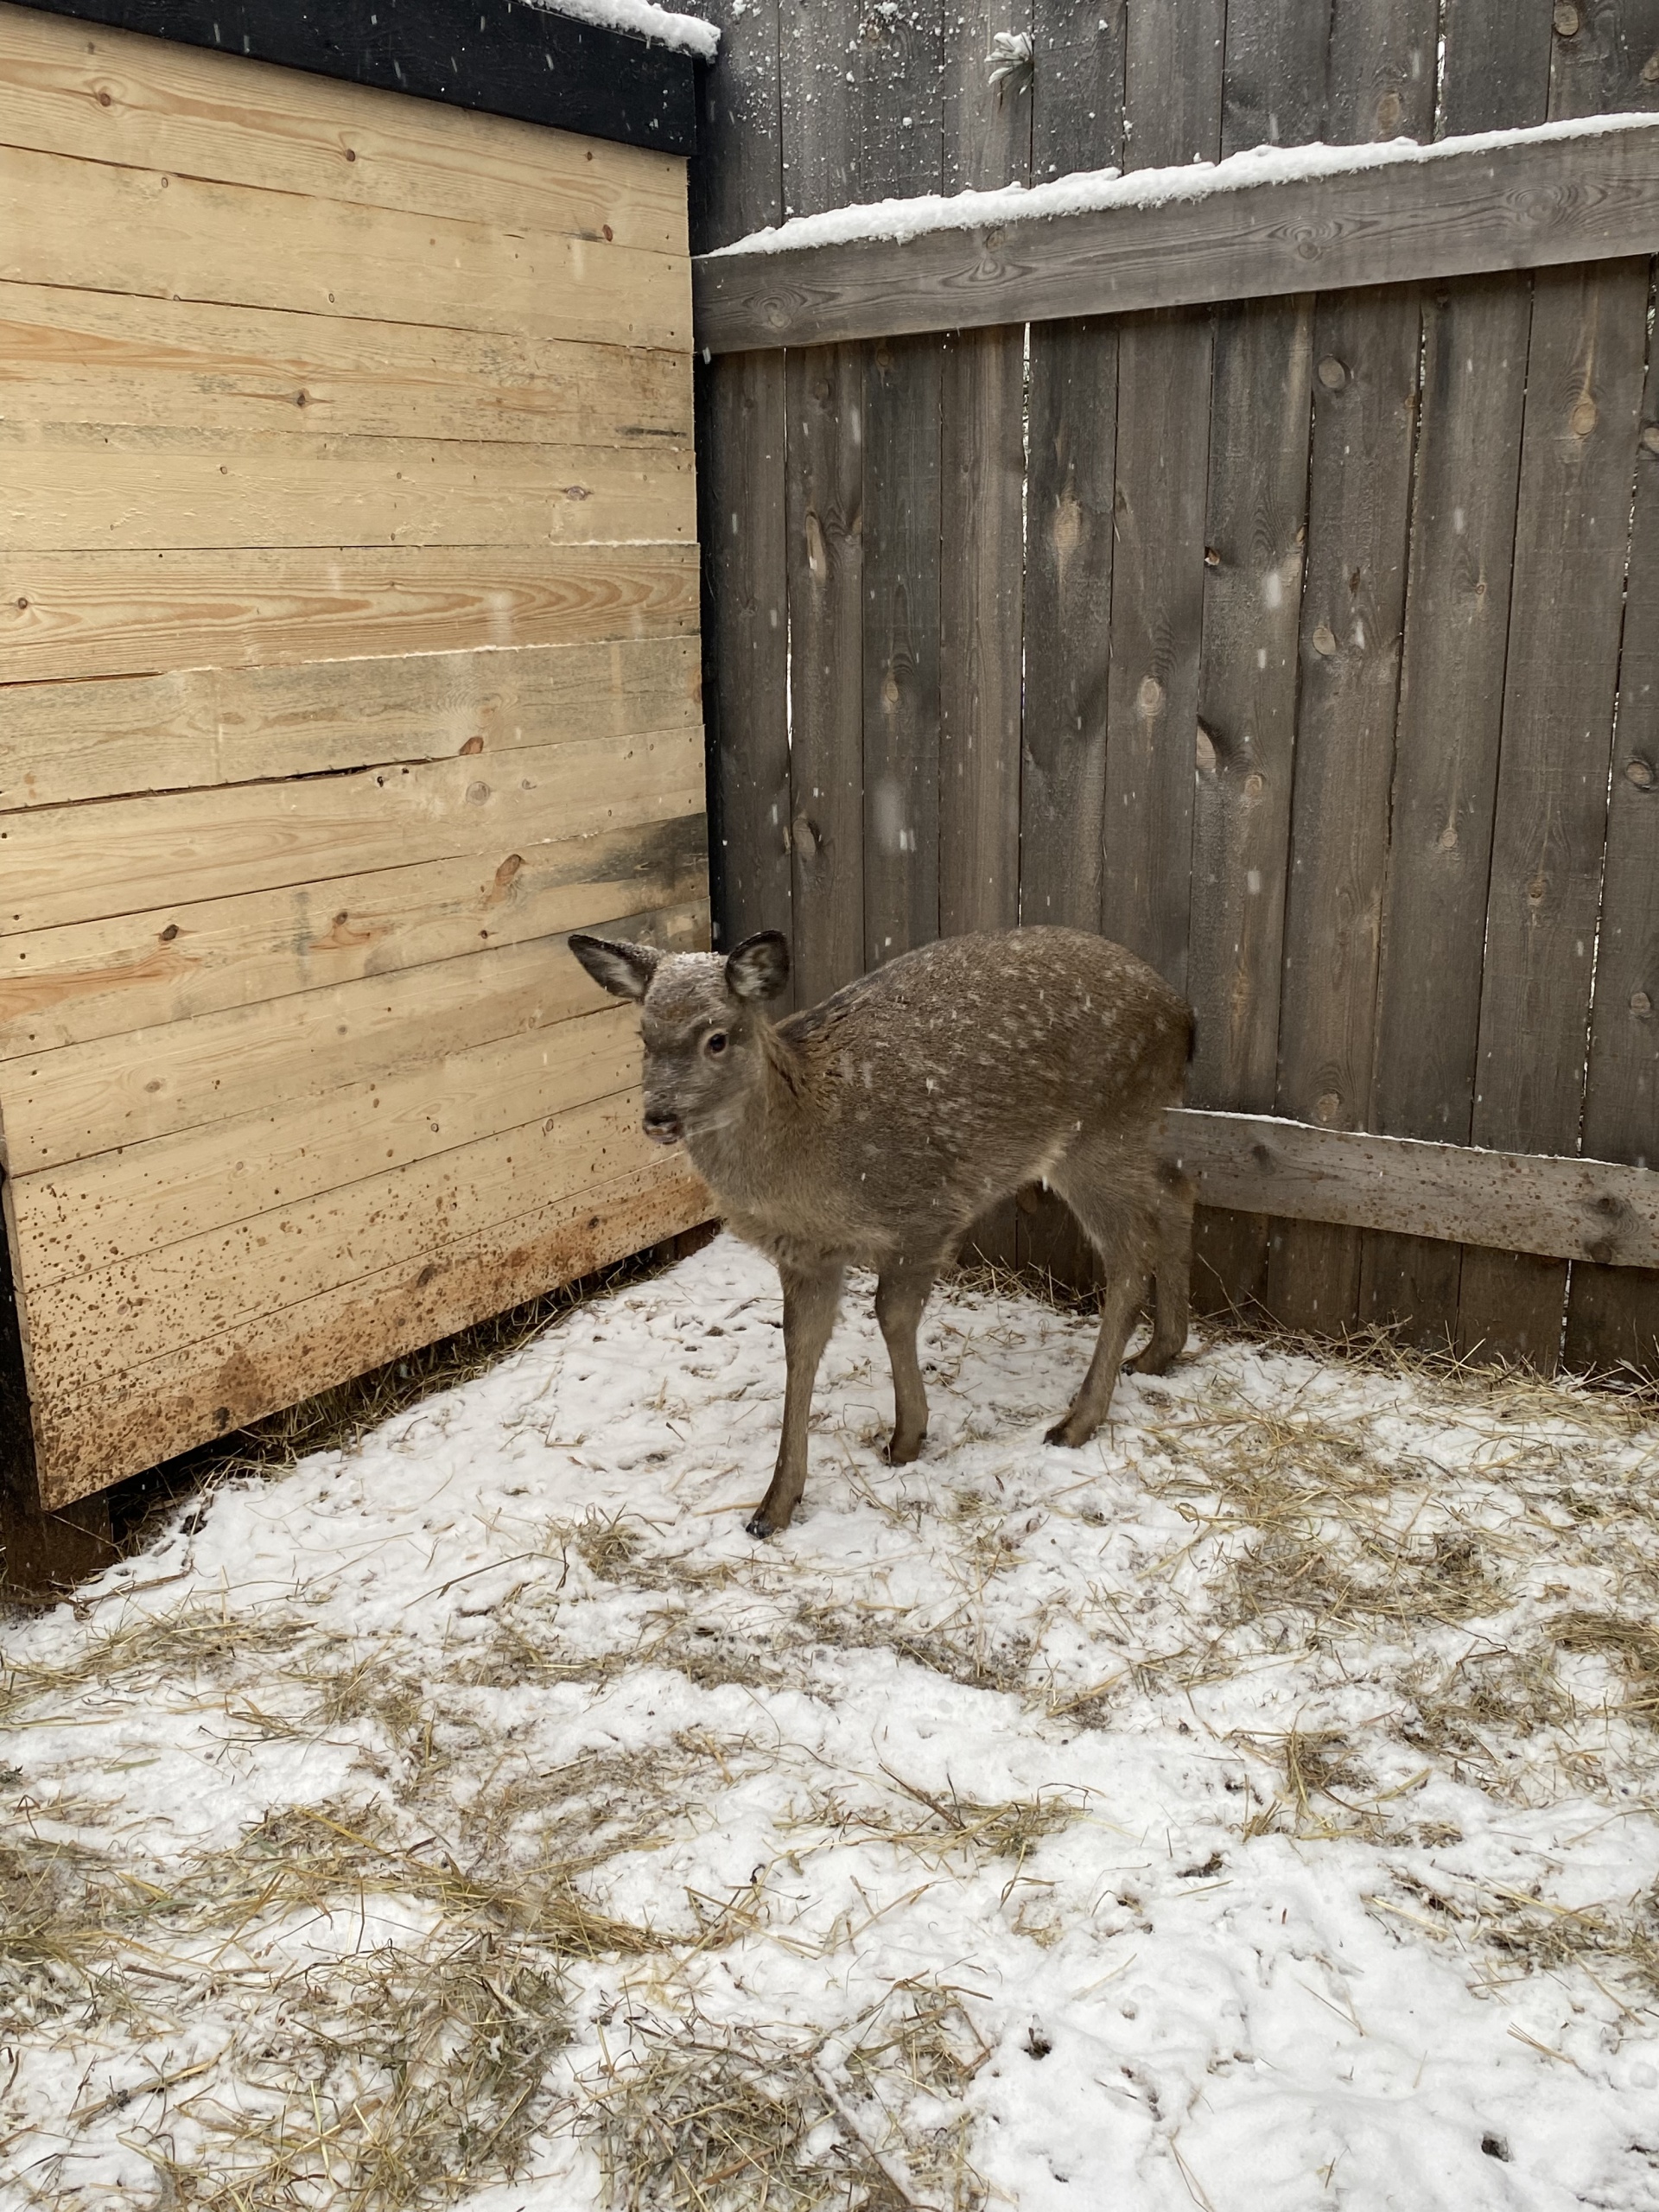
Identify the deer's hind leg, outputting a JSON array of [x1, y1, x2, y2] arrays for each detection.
[[1041, 1147, 1160, 1449], [874, 1255, 941, 1465], [1127, 1162, 1195, 1376]]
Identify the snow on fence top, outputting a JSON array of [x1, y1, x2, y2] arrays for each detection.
[[708, 110, 1659, 257], [525, 0, 719, 61], [526, 0, 719, 62]]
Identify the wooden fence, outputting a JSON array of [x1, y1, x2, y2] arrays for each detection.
[[690, 0, 1659, 1379]]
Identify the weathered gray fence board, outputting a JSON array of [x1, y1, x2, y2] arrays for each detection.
[[785, 343, 865, 1007], [1361, 273, 1532, 1345], [1566, 272, 1659, 1374], [1550, 0, 1659, 122], [1171, 1112, 1659, 1268], [1439, 0, 1555, 135], [1267, 280, 1421, 1335], [692, 119, 1659, 353], [1459, 256, 1652, 1368]]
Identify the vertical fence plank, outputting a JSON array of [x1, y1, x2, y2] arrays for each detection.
[[1357, 2, 1553, 1346], [1016, 0, 1126, 1283], [1262, 0, 1435, 1340], [1457, 259, 1651, 1369], [689, 0, 786, 962], [1186, 0, 1323, 1320], [785, 344, 866, 1006], [1100, 1, 1224, 996], [1360, 274, 1532, 1344], [1266, 283, 1422, 1336], [1548, 0, 1659, 118], [1564, 276, 1659, 1378]]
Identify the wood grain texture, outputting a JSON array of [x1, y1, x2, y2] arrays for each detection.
[[3, 425, 693, 552], [785, 343, 865, 1007], [939, 325, 1022, 940], [13, 1002, 643, 1284], [861, 334, 942, 970], [692, 118, 1659, 351], [0, 3, 687, 249], [2, 141, 689, 353], [1187, 290, 1313, 1316], [1170, 1109, 1659, 1267], [1267, 281, 1421, 1335], [697, 350, 790, 958], [0, 283, 692, 448], [3, 903, 707, 1177], [1459, 257, 1651, 1368], [0, 814, 708, 1059], [0, 635, 701, 810], [1359, 273, 1531, 1343], [687, 0, 782, 257], [0, 544, 698, 682], [31, 1156, 712, 1507], [0, 728, 703, 936], [1565, 271, 1659, 1376]]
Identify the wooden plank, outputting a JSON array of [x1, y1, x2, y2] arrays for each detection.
[[1458, 257, 1651, 1368], [0, 635, 700, 810], [1359, 272, 1532, 1344], [1266, 281, 1422, 1337], [690, 117, 1659, 351], [1564, 272, 1659, 1377], [12, 1002, 643, 1283], [861, 333, 942, 969], [0, 283, 693, 448], [1, 140, 689, 354], [784, 344, 865, 1007], [1015, 0, 1124, 1288], [30, 1155, 710, 1509], [3, 901, 708, 1174], [1187, 294, 1313, 1316], [1549, 0, 1659, 121], [1326, 0, 1438, 143], [0, 726, 704, 936], [689, 0, 781, 257], [3, 0, 701, 160], [938, 324, 1022, 941], [1099, 304, 1213, 991], [698, 351, 791, 960], [0, 3, 688, 251], [1, 426, 693, 553], [1440, 0, 1555, 134], [18, 1088, 661, 1384], [0, 543, 698, 683], [1168, 1109, 1659, 1268], [0, 813, 708, 1060]]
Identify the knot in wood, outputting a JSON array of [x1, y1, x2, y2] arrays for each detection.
[[1553, 2, 1580, 32], [1569, 396, 1599, 438], [465, 780, 491, 804], [1315, 1091, 1342, 1125], [1632, 990, 1654, 1018], [1317, 355, 1348, 391], [1375, 91, 1402, 133], [1312, 622, 1338, 658], [1137, 675, 1164, 715], [1625, 756, 1656, 789], [1641, 425, 1659, 455]]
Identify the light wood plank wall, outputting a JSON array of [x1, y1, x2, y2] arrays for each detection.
[[0, 2, 710, 1508]]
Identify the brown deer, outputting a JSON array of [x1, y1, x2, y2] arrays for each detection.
[[569, 926, 1194, 1537]]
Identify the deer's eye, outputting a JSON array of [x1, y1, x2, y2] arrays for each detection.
[[704, 1030, 729, 1058]]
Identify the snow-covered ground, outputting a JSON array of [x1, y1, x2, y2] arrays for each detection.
[[3, 1234, 1657, 2210]]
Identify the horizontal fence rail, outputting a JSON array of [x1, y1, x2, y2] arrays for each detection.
[[1170, 1115, 1659, 1273], [695, 117, 1659, 352]]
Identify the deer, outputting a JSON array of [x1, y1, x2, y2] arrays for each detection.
[[569, 925, 1195, 1539]]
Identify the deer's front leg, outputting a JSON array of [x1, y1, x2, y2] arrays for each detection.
[[748, 1260, 844, 1537]]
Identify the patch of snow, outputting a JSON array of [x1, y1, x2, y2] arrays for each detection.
[[3, 1235, 1658, 2208], [709, 110, 1659, 257], [523, 0, 719, 63]]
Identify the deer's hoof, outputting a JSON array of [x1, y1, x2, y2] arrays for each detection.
[[745, 1511, 774, 1540], [884, 1432, 925, 1466], [1044, 1415, 1082, 1448]]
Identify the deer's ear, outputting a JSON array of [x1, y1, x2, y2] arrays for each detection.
[[569, 933, 660, 1002], [726, 931, 791, 1002]]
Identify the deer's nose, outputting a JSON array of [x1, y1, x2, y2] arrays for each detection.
[[643, 1109, 683, 1146]]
